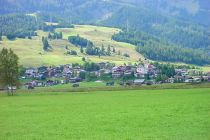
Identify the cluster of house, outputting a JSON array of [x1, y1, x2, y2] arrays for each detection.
[[168, 69, 210, 83], [22, 62, 210, 88], [23, 65, 83, 88], [111, 64, 210, 84]]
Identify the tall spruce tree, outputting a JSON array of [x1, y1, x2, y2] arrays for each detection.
[[0, 32, 2, 41], [42, 37, 50, 51]]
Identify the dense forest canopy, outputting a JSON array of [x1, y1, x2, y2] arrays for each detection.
[[0, 14, 43, 39], [1, 0, 210, 26], [105, 7, 210, 49], [68, 36, 114, 56], [68, 36, 91, 48], [112, 31, 210, 65], [0, 14, 73, 39]]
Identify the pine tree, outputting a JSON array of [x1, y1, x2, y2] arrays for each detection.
[[28, 35, 32, 39], [48, 33, 52, 39], [0, 32, 2, 41], [42, 37, 50, 51], [112, 47, 116, 53], [101, 44, 105, 55], [107, 46, 111, 56], [65, 45, 68, 50], [42, 36, 45, 42], [118, 50, 121, 55], [80, 47, 84, 53], [59, 32, 63, 39]]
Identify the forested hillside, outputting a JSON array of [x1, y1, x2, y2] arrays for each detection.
[[108, 6, 210, 65], [104, 7, 210, 49], [112, 31, 210, 65], [115, 0, 210, 26], [1, 0, 210, 26], [0, 14, 44, 39], [0, 14, 73, 39], [0, 0, 122, 23]]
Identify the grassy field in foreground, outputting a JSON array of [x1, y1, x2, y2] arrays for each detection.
[[0, 88, 210, 140]]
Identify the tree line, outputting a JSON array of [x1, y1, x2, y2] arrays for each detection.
[[68, 35, 116, 56], [43, 23, 74, 32]]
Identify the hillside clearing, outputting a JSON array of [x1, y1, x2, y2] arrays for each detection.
[[0, 25, 143, 67], [57, 25, 144, 61]]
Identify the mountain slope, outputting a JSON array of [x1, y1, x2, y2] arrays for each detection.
[[0, 25, 142, 67], [103, 6, 210, 50], [1, 0, 209, 25], [114, 0, 210, 26], [0, 0, 209, 65]]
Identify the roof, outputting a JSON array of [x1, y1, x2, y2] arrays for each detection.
[[134, 79, 145, 83]]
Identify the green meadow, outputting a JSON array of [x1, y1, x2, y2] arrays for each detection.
[[0, 87, 210, 140]]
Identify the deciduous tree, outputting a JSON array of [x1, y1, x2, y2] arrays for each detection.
[[0, 48, 19, 95]]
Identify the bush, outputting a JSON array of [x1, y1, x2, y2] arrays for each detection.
[[123, 53, 130, 58], [67, 50, 77, 55]]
